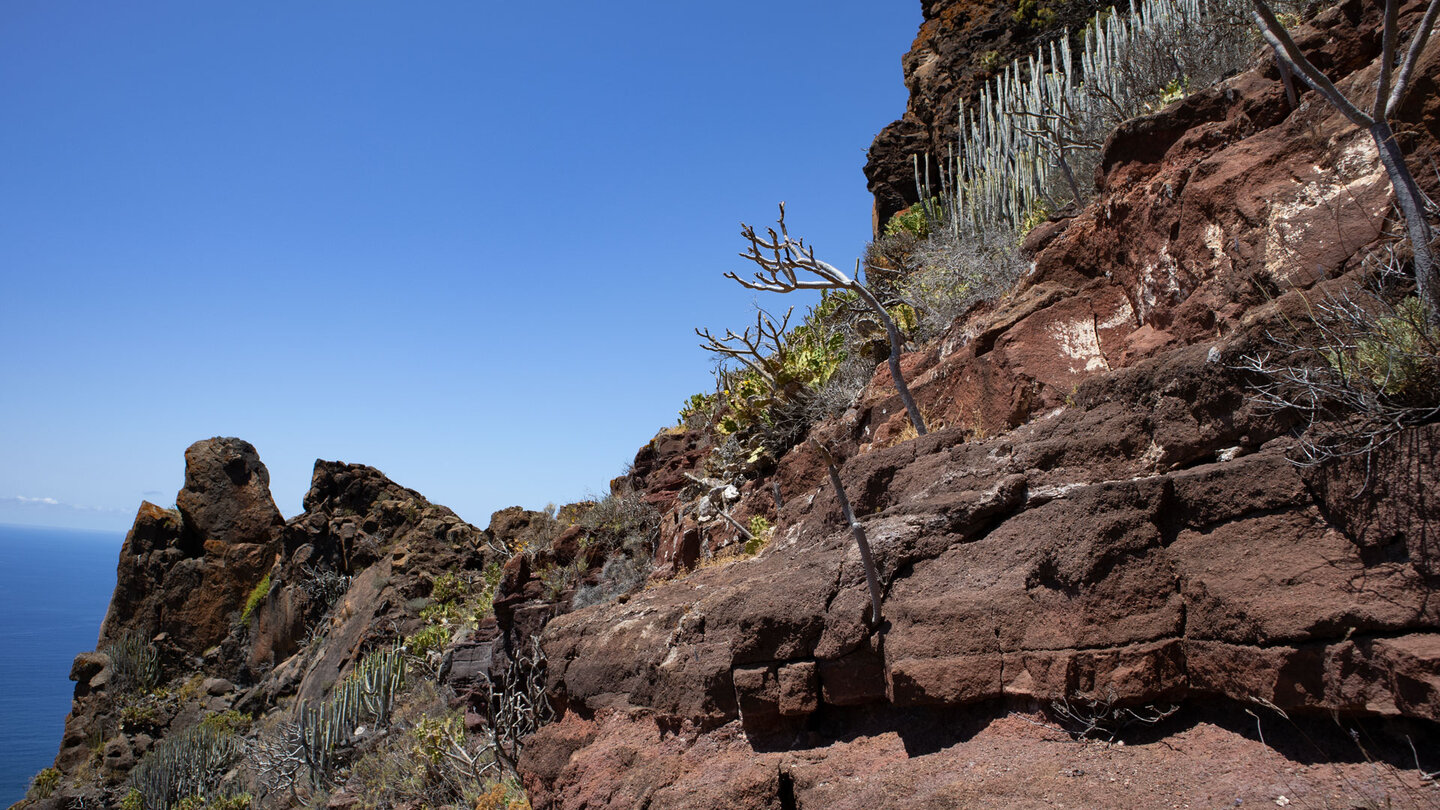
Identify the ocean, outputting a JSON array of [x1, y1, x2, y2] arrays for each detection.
[[0, 524, 120, 807]]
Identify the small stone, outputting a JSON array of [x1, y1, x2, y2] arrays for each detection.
[[203, 677, 235, 696]]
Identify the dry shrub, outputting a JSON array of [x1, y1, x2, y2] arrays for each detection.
[[1239, 248, 1440, 466]]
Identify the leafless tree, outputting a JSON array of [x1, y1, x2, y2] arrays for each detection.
[[480, 636, 553, 777], [730, 204, 928, 436], [1252, 0, 1440, 323], [1236, 246, 1440, 467], [696, 307, 801, 399], [811, 439, 884, 626]]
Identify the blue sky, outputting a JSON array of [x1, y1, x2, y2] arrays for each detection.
[[0, 1, 921, 533]]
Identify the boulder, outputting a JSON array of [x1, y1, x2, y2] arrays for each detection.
[[176, 437, 283, 547]]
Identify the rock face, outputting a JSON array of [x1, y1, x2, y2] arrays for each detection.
[[864, 0, 1109, 229], [43, 440, 504, 801], [23, 1, 1440, 807], [97, 438, 281, 655], [176, 437, 284, 547], [517, 1, 1440, 806]]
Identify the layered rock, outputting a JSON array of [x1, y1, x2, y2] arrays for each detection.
[[519, 1, 1440, 805], [21, 1, 1440, 807]]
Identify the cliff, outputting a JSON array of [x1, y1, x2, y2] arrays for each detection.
[[864, 0, 1111, 228], [15, 0, 1440, 807], [520, 0, 1440, 805]]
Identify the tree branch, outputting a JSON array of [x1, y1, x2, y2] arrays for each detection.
[[1389, 0, 1440, 116], [811, 439, 884, 627], [728, 203, 928, 435], [1251, 0, 1373, 127]]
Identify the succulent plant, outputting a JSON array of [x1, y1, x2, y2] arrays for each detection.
[[949, 0, 1252, 233], [104, 631, 162, 694], [292, 643, 406, 785], [125, 724, 243, 810]]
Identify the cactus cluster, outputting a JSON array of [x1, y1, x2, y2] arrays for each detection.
[[950, 0, 1251, 233], [481, 637, 554, 773], [124, 724, 243, 810], [292, 643, 406, 785], [104, 632, 162, 694], [300, 564, 353, 609]]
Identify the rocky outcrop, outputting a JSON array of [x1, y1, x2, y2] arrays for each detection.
[[21, 1, 1440, 807], [97, 438, 281, 656], [41, 441, 509, 803], [519, 1, 1440, 806], [865, 0, 1109, 229]]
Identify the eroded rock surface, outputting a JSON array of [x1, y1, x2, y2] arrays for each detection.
[[521, 1, 1440, 806]]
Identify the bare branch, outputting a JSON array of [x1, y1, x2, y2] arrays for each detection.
[[811, 439, 884, 626], [1252, 0, 1439, 322], [1376, 0, 1399, 121], [1251, 0, 1372, 127], [728, 204, 928, 435], [697, 307, 795, 388], [1389, 0, 1440, 116], [1235, 249, 1440, 465]]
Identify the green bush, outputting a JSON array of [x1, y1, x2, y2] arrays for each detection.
[[406, 623, 451, 657], [677, 391, 719, 427], [27, 766, 60, 799], [120, 700, 161, 733], [104, 632, 162, 694], [472, 561, 505, 619], [1240, 258, 1440, 463], [175, 794, 252, 810], [412, 713, 467, 766], [240, 574, 271, 624], [430, 571, 467, 605], [1012, 0, 1057, 28], [743, 516, 774, 556], [711, 294, 852, 451], [1339, 296, 1440, 403], [198, 710, 250, 736], [419, 600, 461, 624], [882, 198, 942, 239], [121, 789, 145, 810]]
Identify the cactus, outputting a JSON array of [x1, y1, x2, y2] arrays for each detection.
[[948, 0, 1253, 233], [289, 643, 407, 786], [125, 723, 244, 810], [103, 632, 162, 694]]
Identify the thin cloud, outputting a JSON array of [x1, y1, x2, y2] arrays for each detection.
[[2, 495, 124, 513]]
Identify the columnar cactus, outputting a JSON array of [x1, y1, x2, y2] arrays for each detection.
[[952, 0, 1248, 233]]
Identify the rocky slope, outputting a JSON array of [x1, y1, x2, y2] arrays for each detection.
[[15, 0, 1440, 807], [23, 437, 551, 808], [520, 0, 1440, 805]]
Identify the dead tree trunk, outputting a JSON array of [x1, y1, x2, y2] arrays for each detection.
[[1252, 0, 1440, 323], [811, 440, 884, 626]]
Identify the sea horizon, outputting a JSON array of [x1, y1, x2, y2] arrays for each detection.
[[0, 522, 121, 807]]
